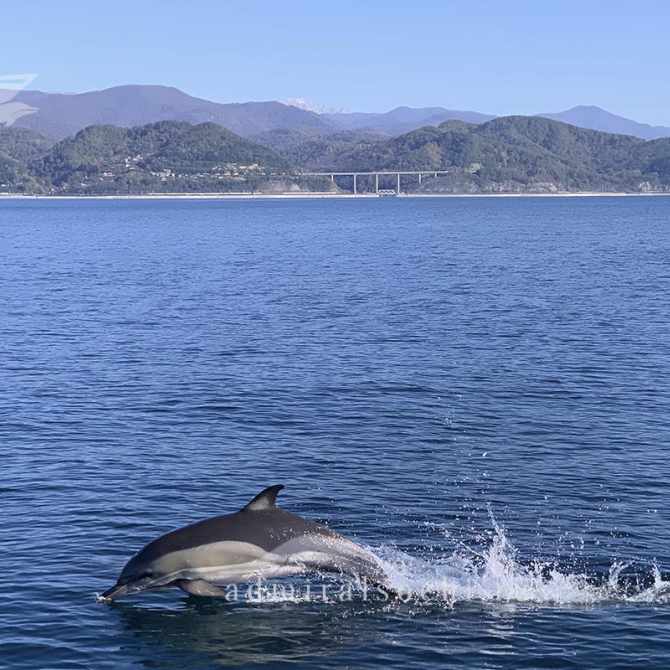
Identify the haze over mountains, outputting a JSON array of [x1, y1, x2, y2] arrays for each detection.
[[6, 84, 670, 141], [540, 106, 670, 141], [322, 107, 496, 135], [13, 85, 328, 139]]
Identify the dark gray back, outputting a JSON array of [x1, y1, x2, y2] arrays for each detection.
[[133, 508, 338, 565]]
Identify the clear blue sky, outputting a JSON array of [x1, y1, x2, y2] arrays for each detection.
[[5, 0, 669, 123]]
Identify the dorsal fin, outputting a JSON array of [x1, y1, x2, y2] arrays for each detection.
[[243, 485, 284, 512]]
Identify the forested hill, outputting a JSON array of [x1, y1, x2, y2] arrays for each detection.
[[1, 116, 670, 194], [292, 116, 670, 193], [0, 127, 54, 194], [15, 121, 292, 194]]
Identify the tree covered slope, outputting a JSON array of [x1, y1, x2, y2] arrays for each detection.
[[1, 115, 670, 194]]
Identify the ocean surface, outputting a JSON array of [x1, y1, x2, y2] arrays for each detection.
[[2, 196, 670, 669]]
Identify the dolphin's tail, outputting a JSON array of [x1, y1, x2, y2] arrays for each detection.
[[278, 534, 396, 595]]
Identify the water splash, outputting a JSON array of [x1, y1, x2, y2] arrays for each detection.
[[210, 521, 670, 609], [369, 520, 670, 606]]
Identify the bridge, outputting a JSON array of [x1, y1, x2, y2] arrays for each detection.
[[297, 170, 450, 194]]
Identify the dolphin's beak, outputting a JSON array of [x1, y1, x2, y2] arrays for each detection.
[[99, 582, 131, 601], [99, 576, 156, 602]]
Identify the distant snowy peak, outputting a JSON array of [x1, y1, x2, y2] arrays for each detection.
[[284, 97, 346, 115]]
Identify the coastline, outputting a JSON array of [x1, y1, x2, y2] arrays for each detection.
[[1, 191, 669, 201]]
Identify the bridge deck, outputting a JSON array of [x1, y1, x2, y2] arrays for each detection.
[[298, 170, 449, 176]]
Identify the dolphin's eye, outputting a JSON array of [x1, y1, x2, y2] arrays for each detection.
[[137, 571, 153, 580]]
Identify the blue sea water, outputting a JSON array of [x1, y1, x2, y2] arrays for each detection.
[[1, 196, 669, 669]]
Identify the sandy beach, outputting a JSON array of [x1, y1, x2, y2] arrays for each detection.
[[1, 191, 669, 201]]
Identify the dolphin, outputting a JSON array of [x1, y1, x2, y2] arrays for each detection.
[[99, 485, 389, 601]]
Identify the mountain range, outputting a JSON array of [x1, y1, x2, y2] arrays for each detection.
[[322, 107, 496, 135], [2, 114, 670, 196], [12, 85, 329, 140], [539, 105, 670, 141], [3, 84, 670, 141]]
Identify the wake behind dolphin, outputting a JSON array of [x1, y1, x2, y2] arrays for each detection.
[[100, 485, 388, 601]]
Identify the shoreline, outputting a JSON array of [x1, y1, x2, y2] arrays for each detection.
[[1, 191, 669, 201]]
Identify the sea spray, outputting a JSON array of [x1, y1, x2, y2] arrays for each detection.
[[369, 519, 670, 606]]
